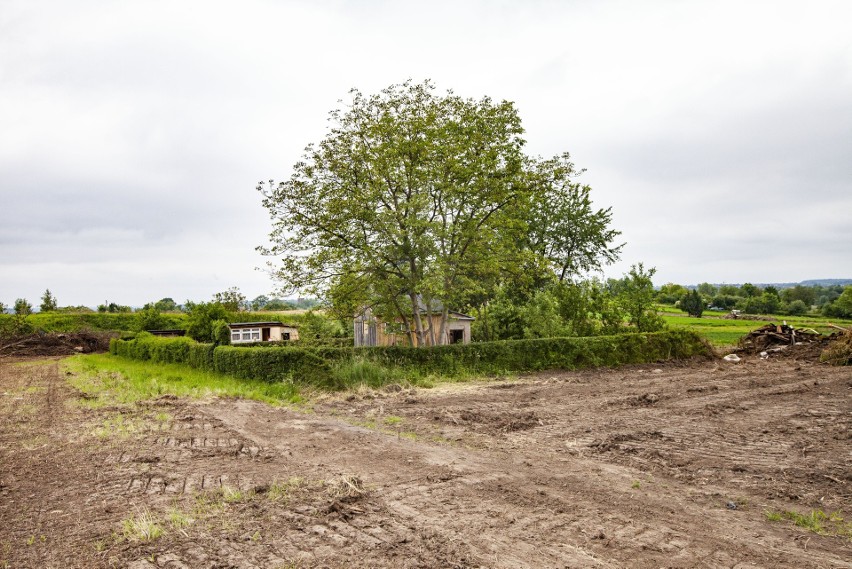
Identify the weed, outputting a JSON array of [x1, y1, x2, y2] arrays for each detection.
[[631, 480, 641, 490], [26, 535, 35, 546], [383, 415, 403, 426]]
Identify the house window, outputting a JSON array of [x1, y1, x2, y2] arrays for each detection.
[[233, 328, 261, 343]]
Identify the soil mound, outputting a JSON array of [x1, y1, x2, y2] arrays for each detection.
[[0, 331, 114, 357]]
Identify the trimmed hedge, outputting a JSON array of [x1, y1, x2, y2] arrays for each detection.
[[110, 329, 711, 390]]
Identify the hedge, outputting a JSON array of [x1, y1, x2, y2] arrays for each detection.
[[109, 329, 712, 390]]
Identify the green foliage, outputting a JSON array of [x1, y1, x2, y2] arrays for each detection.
[[711, 294, 739, 310], [696, 282, 717, 297], [259, 80, 621, 346], [264, 298, 295, 311], [39, 289, 57, 312], [475, 280, 626, 341], [824, 286, 852, 318], [656, 283, 688, 305], [153, 297, 178, 312], [679, 289, 704, 318], [611, 264, 664, 332], [111, 330, 711, 391], [135, 306, 169, 332], [212, 287, 247, 312], [185, 302, 229, 342], [785, 299, 808, 316], [525, 156, 623, 281], [14, 298, 33, 316], [98, 301, 131, 313], [297, 309, 346, 345], [211, 319, 231, 345], [740, 283, 760, 297], [781, 285, 816, 306]]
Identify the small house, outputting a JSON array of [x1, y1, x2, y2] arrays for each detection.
[[354, 304, 474, 347], [228, 322, 299, 344]]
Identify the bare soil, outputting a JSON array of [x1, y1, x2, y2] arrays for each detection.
[[1, 356, 850, 568]]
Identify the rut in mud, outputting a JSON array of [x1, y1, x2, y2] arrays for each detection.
[[0, 356, 850, 568]]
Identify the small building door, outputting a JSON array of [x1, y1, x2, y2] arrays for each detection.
[[262, 328, 271, 341], [449, 329, 464, 344]]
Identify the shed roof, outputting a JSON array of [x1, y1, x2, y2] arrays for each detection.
[[228, 322, 298, 329]]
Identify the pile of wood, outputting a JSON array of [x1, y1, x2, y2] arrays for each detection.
[[0, 331, 114, 358], [738, 323, 822, 352]]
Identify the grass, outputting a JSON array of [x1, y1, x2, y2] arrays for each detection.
[[765, 509, 852, 539], [64, 354, 302, 407], [328, 357, 461, 390], [92, 414, 145, 440], [121, 510, 164, 542], [661, 311, 852, 348]]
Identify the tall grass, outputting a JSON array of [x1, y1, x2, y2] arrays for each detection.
[[64, 354, 301, 406]]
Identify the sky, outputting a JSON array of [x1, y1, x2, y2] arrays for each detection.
[[2, 0, 851, 308]]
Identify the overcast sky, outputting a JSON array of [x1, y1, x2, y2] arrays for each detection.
[[2, 0, 850, 308]]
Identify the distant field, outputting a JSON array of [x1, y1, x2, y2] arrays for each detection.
[[661, 310, 852, 347]]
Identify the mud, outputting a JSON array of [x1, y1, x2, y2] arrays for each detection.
[[1, 356, 850, 568]]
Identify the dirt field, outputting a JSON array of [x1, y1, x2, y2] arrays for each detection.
[[1, 355, 850, 568]]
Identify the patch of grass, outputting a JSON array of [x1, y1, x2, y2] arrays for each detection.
[[765, 509, 852, 539], [165, 507, 194, 530], [383, 415, 403, 426], [268, 477, 306, 502], [64, 354, 302, 407], [631, 480, 641, 490], [93, 414, 144, 440], [121, 510, 164, 542]]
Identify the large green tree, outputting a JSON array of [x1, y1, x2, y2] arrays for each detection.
[[259, 81, 621, 345]]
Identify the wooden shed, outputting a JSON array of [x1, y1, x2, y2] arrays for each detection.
[[228, 322, 299, 344]]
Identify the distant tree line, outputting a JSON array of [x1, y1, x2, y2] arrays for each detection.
[[655, 282, 852, 318]]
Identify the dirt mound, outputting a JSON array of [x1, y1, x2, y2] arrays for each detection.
[[0, 331, 114, 357], [820, 329, 852, 365]]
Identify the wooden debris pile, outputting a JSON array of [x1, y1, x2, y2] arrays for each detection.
[[738, 323, 822, 353], [0, 331, 114, 358]]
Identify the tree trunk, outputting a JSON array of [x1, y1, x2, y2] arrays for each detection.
[[437, 307, 449, 345], [410, 293, 426, 347]]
